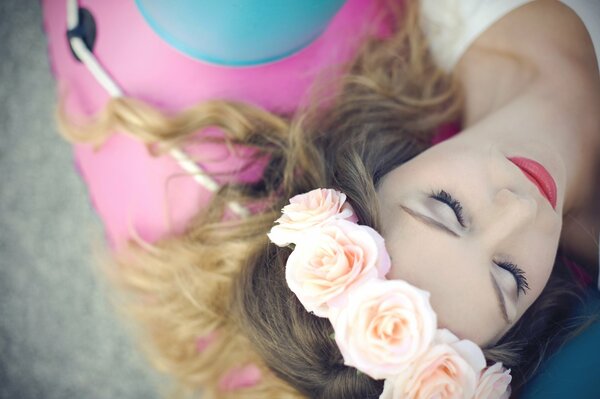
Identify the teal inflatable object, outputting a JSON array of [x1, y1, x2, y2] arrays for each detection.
[[519, 289, 600, 399], [135, 0, 347, 66]]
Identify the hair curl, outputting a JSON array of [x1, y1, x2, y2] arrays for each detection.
[[58, 0, 589, 398]]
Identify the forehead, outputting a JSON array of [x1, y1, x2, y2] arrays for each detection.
[[378, 142, 493, 198]]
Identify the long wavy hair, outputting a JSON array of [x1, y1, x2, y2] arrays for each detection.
[[58, 0, 589, 398]]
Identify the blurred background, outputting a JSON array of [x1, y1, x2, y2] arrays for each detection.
[[0, 1, 162, 397]]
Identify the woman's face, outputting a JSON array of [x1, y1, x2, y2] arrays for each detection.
[[376, 131, 565, 346]]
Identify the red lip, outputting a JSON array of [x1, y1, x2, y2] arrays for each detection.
[[508, 157, 557, 209]]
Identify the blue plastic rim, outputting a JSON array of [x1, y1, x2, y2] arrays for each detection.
[[135, 0, 347, 66]]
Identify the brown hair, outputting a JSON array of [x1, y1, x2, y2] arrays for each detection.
[[58, 0, 589, 397]]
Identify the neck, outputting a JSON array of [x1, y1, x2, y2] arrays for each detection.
[[559, 146, 600, 272], [540, 62, 600, 271], [463, 68, 600, 272], [454, 0, 600, 272]]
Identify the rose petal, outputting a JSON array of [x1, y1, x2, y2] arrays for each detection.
[[475, 362, 512, 399], [331, 279, 437, 379], [285, 221, 390, 317], [267, 188, 358, 247]]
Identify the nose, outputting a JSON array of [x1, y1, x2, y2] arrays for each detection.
[[480, 188, 538, 244]]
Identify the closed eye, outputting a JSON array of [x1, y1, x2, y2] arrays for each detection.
[[431, 190, 466, 227], [430, 190, 530, 296], [495, 261, 530, 297]]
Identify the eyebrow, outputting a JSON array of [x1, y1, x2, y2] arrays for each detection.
[[400, 206, 459, 237], [490, 272, 511, 324], [400, 205, 510, 324]]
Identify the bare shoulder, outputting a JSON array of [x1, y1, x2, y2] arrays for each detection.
[[488, 2, 591, 55], [456, 0, 599, 125], [465, 0, 597, 78]]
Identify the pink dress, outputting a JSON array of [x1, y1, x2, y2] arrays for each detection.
[[42, 0, 388, 251]]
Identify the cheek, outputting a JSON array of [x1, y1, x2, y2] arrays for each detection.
[[385, 219, 506, 346]]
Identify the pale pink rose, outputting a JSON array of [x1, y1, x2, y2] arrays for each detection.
[[267, 188, 357, 247], [285, 220, 390, 317], [475, 362, 512, 399], [380, 329, 486, 399], [330, 279, 436, 380]]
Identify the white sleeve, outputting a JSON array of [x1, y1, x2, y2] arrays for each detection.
[[419, 0, 533, 72]]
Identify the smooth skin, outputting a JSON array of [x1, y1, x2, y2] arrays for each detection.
[[377, 0, 600, 346]]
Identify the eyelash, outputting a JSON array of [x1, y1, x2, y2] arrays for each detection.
[[430, 190, 466, 227], [496, 261, 530, 296], [431, 190, 530, 296]]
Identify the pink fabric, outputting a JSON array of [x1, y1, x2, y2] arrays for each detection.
[[195, 330, 219, 353], [563, 256, 594, 288], [42, 0, 388, 251], [431, 121, 461, 145], [218, 364, 263, 392]]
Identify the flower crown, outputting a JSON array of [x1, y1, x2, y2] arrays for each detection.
[[267, 188, 512, 399]]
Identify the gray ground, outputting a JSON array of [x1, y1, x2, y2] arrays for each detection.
[[0, 1, 163, 398]]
